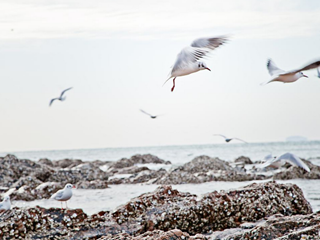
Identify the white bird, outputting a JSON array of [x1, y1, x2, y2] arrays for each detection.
[[140, 109, 161, 119], [262, 59, 320, 85], [49, 87, 73, 106], [164, 36, 228, 92], [261, 152, 310, 172], [213, 134, 247, 143], [50, 183, 75, 209], [0, 196, 11, 210]]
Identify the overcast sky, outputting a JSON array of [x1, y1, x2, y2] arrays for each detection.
[[0, 0, 320, 151]]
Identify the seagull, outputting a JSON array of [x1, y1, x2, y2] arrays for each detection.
[[49, 87, 73, 106], [0, 196, 11, 210], [262, 59, 320, 85], [164, 36, 228, 92], [213, 134, 247, 143], [261, 152, 310, 172], [50, 183, 75, 209], [140, 109, 161, 119]]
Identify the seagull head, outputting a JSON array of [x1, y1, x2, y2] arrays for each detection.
[[299, 72, 308, 78], [65, 183, 75, 189], [198, 62, 211, 71], [3, 196, 10, 202]]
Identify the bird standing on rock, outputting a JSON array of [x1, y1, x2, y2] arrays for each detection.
[[0, 196, 11, 210], [164, 36, 228, 92], [50, 183, 75, 209]]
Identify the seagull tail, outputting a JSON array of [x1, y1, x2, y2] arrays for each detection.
[[260, 79, 272, 86], [162, 76, 173, 87]]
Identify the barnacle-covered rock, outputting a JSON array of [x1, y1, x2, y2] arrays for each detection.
[[112, 182, 312, 235]]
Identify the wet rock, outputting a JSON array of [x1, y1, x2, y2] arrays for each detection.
[[273, 159, 320, 180], [210, 212, 320, 239], [234, 156, 253, 164], [155, 156, 268, 184], [112, 181, 312, 235]]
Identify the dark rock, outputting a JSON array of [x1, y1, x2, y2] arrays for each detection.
[[155, 156, 268, 184], [274, 159, 320, 180], [234, 156, 253, 164], [109, 154, 171, 169], [76, 180, 109, 189], [38, 158, 53, 167], [112, 181, 312, 235], [52, 158, 83, 169]]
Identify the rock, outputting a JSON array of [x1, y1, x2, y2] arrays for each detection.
[[210, 212, 320, 239], [0, 182, 315, 239], [76, 180, 109, 189], [52, 158, 83, 169], [38, 158, 53, 167], [97, 229, 208, 240], [234, 156, 253, 164], [273, 159, 320, 180], [0, 155, 43, 187], [112, 181, 312, 235], [155, 156, 268, 184], [109, 154, 171, 169]]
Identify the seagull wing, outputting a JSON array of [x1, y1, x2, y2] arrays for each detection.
[[60, 87, 73, 98], [213, 134, 227, 139], [232, 138, 248, 143], [191, 36, 228, 50], [49, 98, 59, 106], [286, 60, 320, 74], [276, 152, 310, 172], [51, 189, 64, 200], [170, 47, 210, 74], [266, 59, 285, 76], [140, 109, 153, 117], [260, 155, 278, 168]]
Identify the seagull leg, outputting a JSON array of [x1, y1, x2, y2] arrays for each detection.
[[61, 202, 63, 209], [66, 201, 68, 210], [171, 77, 176, 92]]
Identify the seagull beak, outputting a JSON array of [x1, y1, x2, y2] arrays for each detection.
[[73, 186, 76, 188], [205, 67, 211, 71], [303, 74, 308, 78]]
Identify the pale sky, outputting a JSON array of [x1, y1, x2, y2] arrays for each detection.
[[0, 0, 320, 151]]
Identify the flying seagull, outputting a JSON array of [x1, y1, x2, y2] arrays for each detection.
[[0, 196, 11, 210], [140, 109, 160, 119], [164, 36, 228, 92], [50, 183, 75, 209], [213, 134, 247, 143], [261, 152, 310, 172], [49, 87, 73, 106], [262, 59, 320, 85]]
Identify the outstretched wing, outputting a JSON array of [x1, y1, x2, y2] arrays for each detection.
[[276, 152, 310, 172], [191, 36, 228, 50], [213, 134, 227, 139], [140, 109, 152, 117], [288, 60, 320, 74], [232, 138, 248, 143], [60, 87, 73, 98], [267, 59, 285, 76], [49, 98, 59, 106]]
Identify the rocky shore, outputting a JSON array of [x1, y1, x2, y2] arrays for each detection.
[[1, 153, 320, 202], [0, 182, 319, 239]]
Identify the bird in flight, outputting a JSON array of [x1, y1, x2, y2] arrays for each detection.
[[213, 134, 247, 143], [140, 109, 161, 119], [262, 59, 320, 85], [164, 36, 228, 92], [49, 87, 73, 107], [260, 152, 310, 172]]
